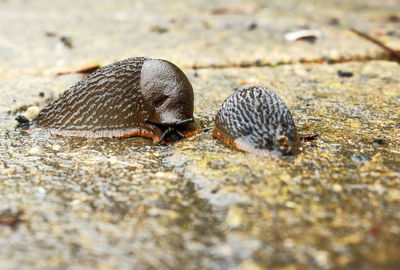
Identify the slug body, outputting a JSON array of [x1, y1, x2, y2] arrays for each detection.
[[23, 57, 201, 143], [213, 86, 299, 156]]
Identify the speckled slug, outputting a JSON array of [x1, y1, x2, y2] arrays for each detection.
[[18, 57, 201, 143], [213, 86, 300, 156]]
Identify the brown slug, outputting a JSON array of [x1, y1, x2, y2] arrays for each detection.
[[18, 57, 201, 143], [213, 86, 299, 156]]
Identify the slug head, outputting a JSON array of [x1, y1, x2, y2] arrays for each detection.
[[140, 59, 194, 125]]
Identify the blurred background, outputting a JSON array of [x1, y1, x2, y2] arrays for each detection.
[[1, 0, 399, 74]]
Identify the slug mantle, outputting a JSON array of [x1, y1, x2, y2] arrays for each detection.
[[18, 57, 201, 144]]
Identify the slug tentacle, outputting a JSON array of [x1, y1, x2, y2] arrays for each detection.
[[144, 118, 195, 144], [213, 86, 300, 157], [18, 57, 202, 143]]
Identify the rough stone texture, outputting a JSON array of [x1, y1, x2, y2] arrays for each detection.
[[1, 0, 400, 269]]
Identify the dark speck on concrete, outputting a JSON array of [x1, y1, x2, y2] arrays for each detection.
[[248, 22, 257, 31], [338, 70, 354, 77], [60, 36, 73, 48]]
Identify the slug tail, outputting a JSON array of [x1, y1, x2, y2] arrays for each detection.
[[21, 125, 162, 141]]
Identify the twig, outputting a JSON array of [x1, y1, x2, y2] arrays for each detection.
[[57, 64, 101, 76], [351, 28, 400, 62]]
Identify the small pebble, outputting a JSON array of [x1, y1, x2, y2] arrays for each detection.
[[283, 238, 295, 248], [24, 106, 40, 120], [150, 25, 169, 34], [386, 31, 396, 37], [337, 70, 353, 77], [284, 29, 322, 43], [45, 32, 57, 37], [60, 36, 73, 48], [285, 201, 297, 208], [0, 208, 23, 227], [373, 138, 386, 145], [36, 187, 46, 195], [328, 17, 340, 25], [387, 14, 400, 22], [3, 168, 15, 175], [29, 146, 41, 155], [314, 250, 329, 267], [240, 260, 263, 270], [225, 206, 243, 228], [52, 144, 61, 151], [248, 22, 257, 30], [332, 183, 343, 192]]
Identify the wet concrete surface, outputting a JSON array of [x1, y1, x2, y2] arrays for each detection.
[[1, 0, 400, 269]]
